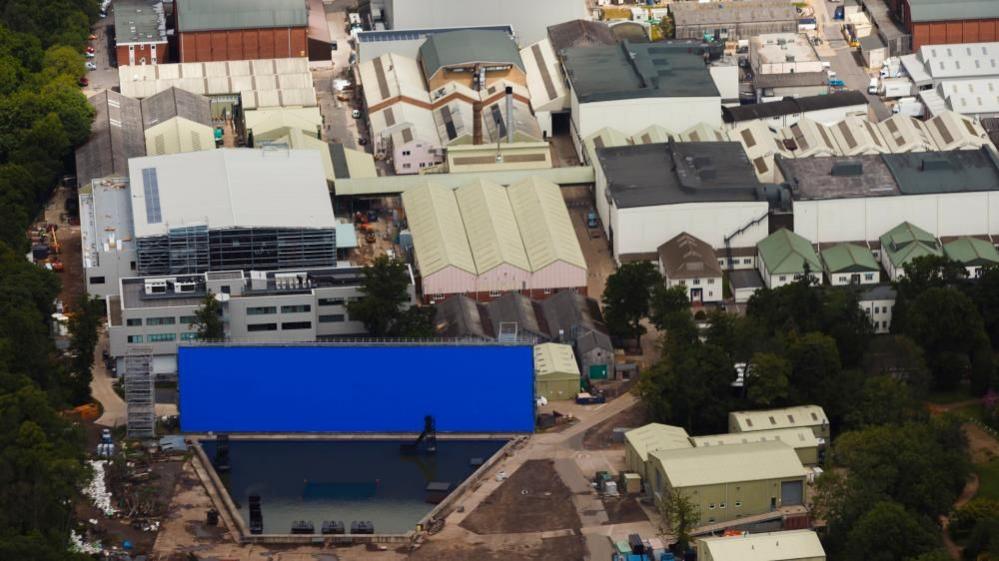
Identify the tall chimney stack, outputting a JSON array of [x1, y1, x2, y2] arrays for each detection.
[[505, 86, 514, 144]]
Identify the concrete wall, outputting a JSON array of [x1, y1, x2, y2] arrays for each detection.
[[178, 27, 308, 62]]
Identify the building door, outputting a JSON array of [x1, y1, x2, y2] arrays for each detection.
[[781, 480, 804, 506], [690, 287, 703, 304]]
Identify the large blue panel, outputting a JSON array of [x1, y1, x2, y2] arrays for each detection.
[[179, 345, 535, 433]]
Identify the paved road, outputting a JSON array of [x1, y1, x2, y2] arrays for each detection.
[[813, 0, 891, 120], [92, 332, 125, 427], [84, 9, 119, 94]]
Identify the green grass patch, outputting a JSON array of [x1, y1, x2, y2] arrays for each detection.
[[950, 403, 985, 423], [927, 388, 974, 405], [975, 460, 999, 501]]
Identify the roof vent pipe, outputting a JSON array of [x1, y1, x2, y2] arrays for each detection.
[[505, 86, 514, 144]]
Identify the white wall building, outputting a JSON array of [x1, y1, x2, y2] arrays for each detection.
[[657, 233, 724, 305]]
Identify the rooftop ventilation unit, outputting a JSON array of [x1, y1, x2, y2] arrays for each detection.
[[830, 160, 863, 176], [921, 157, 952, 171]]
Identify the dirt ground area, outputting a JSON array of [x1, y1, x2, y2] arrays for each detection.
[[460, 460, 581, 535], [408, 534, 585, 561], [965, 423, 999, 464], [582, 402, 648, 450], [40, 184, 84, 309], [601, 496, 649, 525]]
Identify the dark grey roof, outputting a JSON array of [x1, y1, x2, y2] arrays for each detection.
[[175, 0, 307, 32], [753, 72, 828, 89], [723, 92, 868, 123], [596, 141, 763, 209], [418, 29, 523, 79], [330, 144, 350, 179], [658, 232, 723, 279], [485, 292, 548, 341], [140, 87, 211, 129], [670, 0, 798, 27], [114, 0, 167, 45], [547, 20, 616, 52], [75, 91, 146, 187], [728, 269, 765, 290], [539, 290, 608, 341], [576, 329, 613, 355], [777, 147, 999, 201], [859, 34, 886, 51], [906, 0, 999, 23], [860, 284, 897, 301], [433, 296, 488, 339], [562, 41, 719, 103]]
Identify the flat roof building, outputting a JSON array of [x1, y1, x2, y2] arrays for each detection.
[[697, 530, 826, 561], [671, 0, 798, 41], [174, 0, 308, 62], [729, 405, 830, 440], [114, 0, 168, 66]]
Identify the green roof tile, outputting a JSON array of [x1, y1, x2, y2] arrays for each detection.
[[879, 222, 942, 267], [821, 243, 879, 273], [757, 228, 821, 275], [418, 29, 523, 80], [176, 0, 306, 33], [944, 237, 999, 266]]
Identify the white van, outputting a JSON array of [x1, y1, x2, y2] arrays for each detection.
[[868, 77, 879, 94]]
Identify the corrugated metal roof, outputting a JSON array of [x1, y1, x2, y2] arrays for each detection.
[[691, 428, 819, 451], [757, 228, 821, 276], [455, 180, 531, 274], [658, 232, 723, 280], [508, 176, 587, 271], [534, 343, 580, 378], [925, 111, 990, 150], [401, 183, 477, 276], [522, 38, 568, 111], [176, 0, 307, 32], [114, 0, 167, 44], [944, 237, 999, 266], [820, 243, 879, 273], [358, 53, 430, 108], [730, 405, 828, 433], [698, 530, 825, 561], [907, 0, 999, 23], [419, 29, 524, 79], [245, 107, 323, 140], [653, 440, 805, 488], [625, 423, 692, 462], [630, 124, 672, 145]]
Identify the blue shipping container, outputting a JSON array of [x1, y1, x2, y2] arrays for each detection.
[[179, 345, 536, 433]]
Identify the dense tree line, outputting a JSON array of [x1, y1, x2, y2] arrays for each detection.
[[0, 0, 97, 557]]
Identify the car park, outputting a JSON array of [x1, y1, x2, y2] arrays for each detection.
[[86, 61, 97, 70]]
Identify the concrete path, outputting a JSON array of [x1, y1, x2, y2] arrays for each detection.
[[92, 331, 126, 428]]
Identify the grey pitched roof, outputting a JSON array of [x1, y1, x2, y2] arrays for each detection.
[[485, 292, 548, 341], [75, 91, 146, 187], [753, 72, 828, 89], [433, 295, 488, 338], [658, 232, 723, 279], [175, 0, 307, 32], [547, 20, 616, 52], [418, 29, 523, 79], [576, 329, 613, 355], [540, 290, 608, 342], [906, 0, 999, 23], [140, 87, 212, 129], [670, 0, 797, 27]]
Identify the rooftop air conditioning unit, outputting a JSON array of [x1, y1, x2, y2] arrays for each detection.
[[144, 279, 169, 295], [174, 280, 197, 294]]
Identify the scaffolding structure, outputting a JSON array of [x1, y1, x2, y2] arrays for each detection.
[[125, 351, 156, 439]]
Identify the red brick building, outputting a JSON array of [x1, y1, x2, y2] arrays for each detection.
[[174, 0, 309, 62], [114, 0, 169, 65], [889, 0, 999, 50]]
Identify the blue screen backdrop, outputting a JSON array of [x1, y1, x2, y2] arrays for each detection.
[[179, 345, 535, 433]]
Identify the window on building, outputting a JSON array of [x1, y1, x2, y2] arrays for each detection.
[[787, 415, 795, 423], [720, 502, 726, 508], [179, 315, 197, 325], [126, 318, 142, 326], [693, 279, 701, 285], [280, 304, 312, 314], [678, 280, 686, 286], [319, 314, 346, 323], [147, 333, 176, 342], [318, 297, 347, 306], [180, 332, 199, 341], [220, 285, 231, 294], [864, 273, 874, 280], [874, 306, 880, 314], [768, 416, 776, 425], [127, 335, 143, 343], [779, 276, 786, 282], [247, 306, 277, 315], [746, 418, 753, 427], [708, 278, 715, 284], [708, 503, 715, 509], [488, 290, 502, 297], [708, 518, 715, 523], [402, 150, 411, 156], [146, 317, 176, 326], [403, 163, 411, 169], [282, 321, 312, 330], [90, 276, 106, 285], [130, 261, 136, 270], [743, 258, 751, 264], [247, 323, 277, 332], [543, 288, 552, 295], [735, 501, 742, 508]]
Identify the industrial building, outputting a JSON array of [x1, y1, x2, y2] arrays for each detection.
[[756, 229, 822, 289], [114, 0, 168, 65], [520, 38, 569, 138], [670, 0, 798, 42], [722, 92, 870, 129], [106, 266, 414, 377], [80, 149, 336, 298], [418, 29, 526, 90], [657, 233, 724, 305], [372, 0, 588, 45], [691, 428, 821, 466], [561, 42, 722, 160], [901, 43, 999, 117], [879, 221, 944, 280], [648, 441, 807, 524], [402, 177, 586, 302], [821, 243, 881, 285], [547, 19, 617, 53], [624, 423, 692, 485], [593, 140, 771, 262], [777, 146, 999, 246], [885, 0, 999, 50], [141, 87, 215, 156], [697, 530, 826, 561], [118, 58, 317, 110], [173, 0, 308, 62], [354, 25, 515, 64], [533, 343, 581, 401], [729, 405, 830, 441]]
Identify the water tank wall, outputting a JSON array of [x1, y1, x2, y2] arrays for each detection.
[[179, 345, 535, 433]]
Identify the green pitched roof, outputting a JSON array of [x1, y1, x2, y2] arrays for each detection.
[[879, 222, 942, 267], [821, 243, 879, 273], [944, 237, 999, 267], [418, 30, 524, 79], [757, 228, 821, 275], [176, 0, 307, 32]]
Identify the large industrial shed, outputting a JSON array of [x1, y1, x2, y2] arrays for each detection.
[[697, 530, 826, 561], [593, 140, 771, 262], [141, 87, 215, 156], [649, 441, 807, 524], [889, 0, 999, 49], [729, 406, 830, 441], [691, 428, 821, 467], [777, 147, 999, 246], [402, 177, 586, 302], [671, 0, 798, 41], [174, 0, 309, 62], [520, 38, 569, 138], [533, 343, 581, 401], [624, 423, 692, 486], [561, 43, 721, 160]]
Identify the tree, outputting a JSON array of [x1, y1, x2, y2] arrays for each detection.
[[66, 294, 102, 404], [861, 335, 931, 398], [191, 293, 224, 341], [845, 501, 941, 561], [745, 352, 790, 407], [649, 284, 689, 332], [602, 261, 661, 343], [347, 255, 432, 337], [656, 488, 700, 553], [973, 265, 999, 347], [785, 332, 846, 415], [640, 342, 734, 434], [844, 375, 922, 429]]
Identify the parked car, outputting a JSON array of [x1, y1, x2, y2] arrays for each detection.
[[78, 77, 88, 87], [88, 33, 97, 40], [85, 61, 97, 70], [85, 52, 95, 59], [85, 46, 95, 54]]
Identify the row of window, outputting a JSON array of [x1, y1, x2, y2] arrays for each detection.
[[247, 321, 314, 332], [707, 501, 742, 509], [128, 332, 198, 343], [127, 315, 198, 327], [717, 258, 753, 267], [676, 278, 716, 286], [318, 297, 350, 306], [247, 304, 313, 315]]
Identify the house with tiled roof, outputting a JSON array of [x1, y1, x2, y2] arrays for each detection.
[[820, 243, 880, 285], [756, 229, 822, 289], [879, 222, 942, 281]]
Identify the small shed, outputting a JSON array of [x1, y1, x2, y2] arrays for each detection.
[[534, 343, 581, 401], [860, 35, 887, 69]]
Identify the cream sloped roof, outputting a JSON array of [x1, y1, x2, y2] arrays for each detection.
[[691, 427, 819, 451], [653, 440, 806, 488], [625, 423, 692, 462], [357, 52, 430, 108], [730, 405, 828, 432], [534, 342, 581, 378], [630, 124, 672, 145], [455, 180, 531, 273], [508, 176, 587, 271], [401, 182, 476, 276], [698, 530, 825, 561]]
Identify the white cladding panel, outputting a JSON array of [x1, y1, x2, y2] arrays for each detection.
[[576, 96, 722, 141], [613, 202, 770, 257]]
